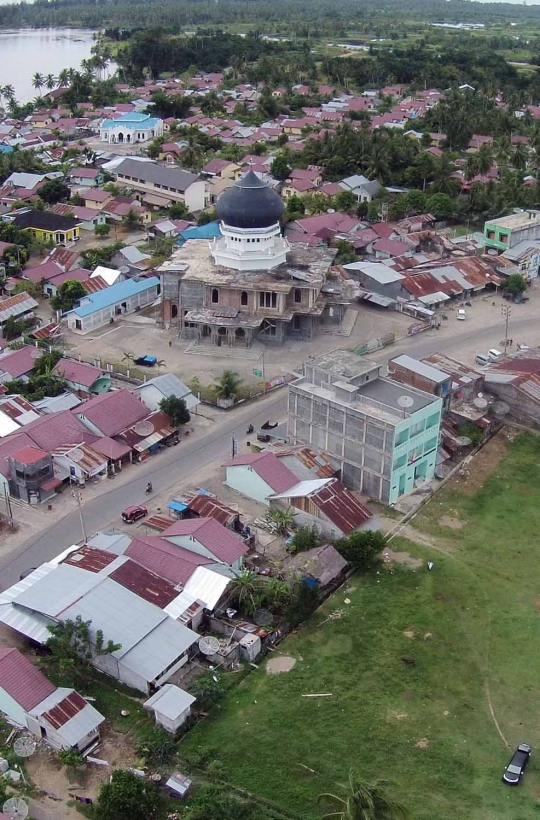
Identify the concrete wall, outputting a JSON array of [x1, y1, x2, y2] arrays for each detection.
[[67, 284, 159, 333], [0, 688, 27, 727]]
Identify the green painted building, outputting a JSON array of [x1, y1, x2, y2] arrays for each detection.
[[288, 350, 442, 505], [484, 210, 540, 252]]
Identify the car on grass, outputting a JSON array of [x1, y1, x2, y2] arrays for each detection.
[[503, 743, 531, 785], [134, 356, 157, 367], [121, 504, 148, 524]]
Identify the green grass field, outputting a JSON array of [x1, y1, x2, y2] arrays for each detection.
[[178, 432, 540, 818]]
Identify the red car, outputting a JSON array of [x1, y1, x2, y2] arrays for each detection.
[[122, 505, 148, 524]]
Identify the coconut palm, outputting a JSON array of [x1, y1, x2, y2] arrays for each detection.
[[214, 369, 242, 400], [57, 69, 70, 87], [318, 771, 408, 820], [32, 72, 45, 96], [464, 154, 480, 182], [2, 85, 15, 100], [365, 142, 391, 182], [476, 143, 494, 176], [230, 570, 260, 615], [512, 142, 529, 172], [268, 506, 295, 536], [430, 154, 457, 196], [122, 351, 135, 369], [45, 74, 57, 92]]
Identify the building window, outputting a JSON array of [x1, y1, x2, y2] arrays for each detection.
[[259, 292, 277, 308], [241, 291, 248, 306], [294, 288, 302, 303], [211, 288, 219, 304], [426, 412, 439, 429], [499, 233, 508, 244], [409, 419, 425, 437]]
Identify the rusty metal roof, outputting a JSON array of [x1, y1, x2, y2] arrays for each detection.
[[42, 690, 86, 729], [308, 479, 372, 534], [110, 559, 178, 608], [64, 545, 118, 573], [187, 492, 239, 526], [274, 445, 336, 478]]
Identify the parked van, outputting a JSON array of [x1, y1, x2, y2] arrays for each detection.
[[475, 353, 491, 366], [488, 348, 503, 362], [456, 308, 466, 321]]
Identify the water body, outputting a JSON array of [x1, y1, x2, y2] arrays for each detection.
[[0, 28, 97, 104]]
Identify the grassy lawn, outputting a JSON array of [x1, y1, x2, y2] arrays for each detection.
[[179, 432, 540, 819]]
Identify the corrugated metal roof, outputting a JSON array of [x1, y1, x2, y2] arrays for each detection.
[[0, 647, 56, 710], [0, 292, 38, 322], [224, 451, 298, 494], [390, 354, 450, 383], [162, 517, 248, 564], [33, 687, 104, 745], [120, 613, 197, 683], [64, 546, 118, 573], [71, 277, 159, 317], [144, 684, 195, 719], [110, 559, 179, 608], [187, 493, 238, 527], [163, 590, 199, 621], [125, 536, 213, 587], [13, 563, 104, 619], [183, 566, 230, 610]]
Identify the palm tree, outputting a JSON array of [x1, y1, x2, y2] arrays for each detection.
[[122, 351, 135, 372], [365, 143, 390, 182], [214, 369, 242, 401], [57, 69, 70, 88], [230, 570, 260, 615], [464, 154, 480, 182], [476, 143, 494, 176], [512, 142, 529, 172], [268, 506, 295, 536], [431, 154, 456, 196], [32, 72, 45, 97], [318, 771, 408, 820], [156, 359, 166, 374], [45, 74, 57, 92], [2, 85, 15, 101]]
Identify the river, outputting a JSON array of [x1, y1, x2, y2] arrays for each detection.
[[0, 28, 101, 105]]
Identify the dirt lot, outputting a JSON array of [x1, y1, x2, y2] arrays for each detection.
[[60, 303, 413, 391]]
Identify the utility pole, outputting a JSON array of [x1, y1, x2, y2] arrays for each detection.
[[72, 489, 87, 543], [3, 489, 14, 530], [501, 304, 511, 355]]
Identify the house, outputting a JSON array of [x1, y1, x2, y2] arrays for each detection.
[[144, 684, 195, 734], [75, 388, 149, 438], [99, 112, 164, 144], [224, 451, 298, 505], [114, 158, 207, 212], [284, 544, 348, 592], [482, 347, 540, 426], [148, 218, 194, 240], [270, 477, 372, 538], [160, 517, 249, 574], [52, 204, 107, 232], [41, 268, 92, 298], [90, 265, 124, 287], [288, 349, 443, 504], [52, 442, 109, 485], [0, 647, 105, 753], [340, 174, 384, 203], [201, 159, 241, 180], [83, 189, 112, 210], [0, 561, 199, 694], [0, 345, 41, 381], [52, 358, 111, 395], [68, 167, 104, 187], [0, 292, 38, 330], [112, 245, 152, 275], [7, 445, 62, 503], [272, 445, 338, 481], [10, 210, 81, 245], [133, 372, 200, 412], [388, 355, 452, 408], [0, 395, 40, 437], [501, 239, 540, 281], [372, 238, 412, 260], [66, 276, 160, 333]]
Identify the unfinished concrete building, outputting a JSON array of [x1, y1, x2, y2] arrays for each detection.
[[288, 350, 442, 504], [158, 171, 354, 347]]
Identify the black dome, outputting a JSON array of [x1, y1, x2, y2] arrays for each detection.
[[216, 170, 284, 229]]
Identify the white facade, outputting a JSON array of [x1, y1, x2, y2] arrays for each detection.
[[210, 221, 289, 271], [144, 684, 195, 733], [99, 114, 163, 144]]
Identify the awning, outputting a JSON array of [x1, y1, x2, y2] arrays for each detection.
[[168, 500, 188, 513], [41, 477, 63, 492], [357, 290, 396, 307], [418, 291, 450, 305], [143, 193, 173, 207]]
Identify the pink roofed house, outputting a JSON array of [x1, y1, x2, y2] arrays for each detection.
[[74, 389, 148, 437], [224, 451, 298, 505], [161, 517, 249, 569]]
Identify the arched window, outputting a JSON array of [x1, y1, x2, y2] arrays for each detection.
[[241, 291, 248, 306], [211, 288, 219, 304]]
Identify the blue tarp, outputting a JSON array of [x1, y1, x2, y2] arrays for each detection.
[[177, 222, 222, 246], [168, 500, 188, 513], [0, 146, 14, 154]]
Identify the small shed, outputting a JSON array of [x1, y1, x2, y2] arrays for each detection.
[[285, 544, 348, 591], [143, 684, 195, 733]]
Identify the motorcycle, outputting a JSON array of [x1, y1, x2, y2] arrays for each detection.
[[145, 482, 153, 494], [246, 424, 254, 435]]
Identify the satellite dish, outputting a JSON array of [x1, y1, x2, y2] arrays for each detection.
[[397, 395, 414, 416], [69, 448, 84, 464], [473, 397, 488, 409], [133, 419, 154, 437], [492, 400, 509, 416], [3, 797, 29, 820], [198, 636, 220, 656], [455, 436, 472, 447], [13, 737, 36, 758], [253, 608, 273, 627]]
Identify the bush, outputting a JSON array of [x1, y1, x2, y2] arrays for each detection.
[[191, 671, 226, 711], [335, 530, 387, 571], [95, 223, 111, 237], [136, 731, 176, 767], [58, 747, 84, 767], [96, 769, 163, 820], [289, 525, 320, 554], [285, 578, 319, 627]]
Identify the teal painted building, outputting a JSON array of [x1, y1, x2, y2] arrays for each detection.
[[484, 210, 540, 252], [288, 350, 442, 505]]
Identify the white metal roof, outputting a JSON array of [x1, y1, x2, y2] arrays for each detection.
[[13, 563, 103, 619], [418, 291, 450, 305], [0, 411, 20, 437], [90, 265, 122, 286], [343, 260, 405, 284], [120, 615, 197, 682], [391, 354, 450, 384], [144, 683, 195, 719], [270, 478, 330, 499], [183, 566, 231, 610], [163, 589, 199, 621], [0, 563, 58, 643]]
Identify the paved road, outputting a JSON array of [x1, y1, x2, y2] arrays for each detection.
[[3, 311, 540, 590]]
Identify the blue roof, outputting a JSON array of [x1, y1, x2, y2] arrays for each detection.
[[0, 145, 14, 155], [168, 500, 188, 512], [177, 222, 222, 245], [70, 276, 160, 318], [100, 113, 162, 130]]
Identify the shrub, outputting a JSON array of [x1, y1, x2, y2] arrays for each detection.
[[335, 529, 387, 571], [289, 524, 320, 554]]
